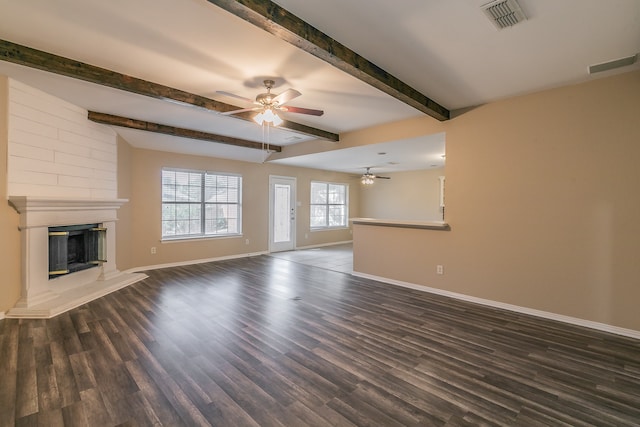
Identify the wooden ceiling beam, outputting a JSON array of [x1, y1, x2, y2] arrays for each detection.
[[206, 0, 450, 121], [88, 111, 282, 152], [0, 39, 338, 141]]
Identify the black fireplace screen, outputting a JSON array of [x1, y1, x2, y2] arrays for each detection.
[[48, 224, 106, 279]]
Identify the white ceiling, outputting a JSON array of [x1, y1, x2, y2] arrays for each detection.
[[271, 133, 446, 174], [0, 0, 638, 174]]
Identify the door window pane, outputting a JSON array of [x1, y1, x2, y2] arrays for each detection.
[[273, 184, 291, 243]]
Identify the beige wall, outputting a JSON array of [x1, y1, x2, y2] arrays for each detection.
[[0, 76, 21, 313], [360, 168, 444, 221], [119, 147, 358, 269], [354, 70, 640, 331]]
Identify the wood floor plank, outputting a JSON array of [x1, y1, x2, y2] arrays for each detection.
[[123, 391, 163, 427], [60, 401, 89, 426], [177, 359, 262, 427], [79, 388, 112, 426], [192, 355, 292, 427], [281, 401, 351, 427], [327, 395, 408, 427], [35, 363, 61, 413], [1, 254, 639, 426], [348, 381, 433, 425], [49, 340, 80, 408], [68, 351, 97, 392], [15, 335, 38, 418], [124, 359, 185, 426]]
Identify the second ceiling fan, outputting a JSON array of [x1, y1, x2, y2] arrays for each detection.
[[218, 79, 324, 126], [361, 167, 391, 184]]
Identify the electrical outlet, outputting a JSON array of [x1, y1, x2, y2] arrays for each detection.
[[151, 247, 157, 254], [304, 233, 308, 239], [245, 239, 250, 245], [436, 265, 444, 275]]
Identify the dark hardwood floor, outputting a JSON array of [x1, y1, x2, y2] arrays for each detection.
[[1, 255, 639, 426]]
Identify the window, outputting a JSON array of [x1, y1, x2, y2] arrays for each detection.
[[162, 169, 241, 239], [310, 181, 348, 229]]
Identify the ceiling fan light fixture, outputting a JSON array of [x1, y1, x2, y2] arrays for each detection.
[[271, 112, 283, 126], [262, 108, 276, 122], [361, 176, 374, 185], [253, 107, 283, 126], [360, 167, 390, 184], [253, 112, 265, 125], [361, 168, 375, 185]]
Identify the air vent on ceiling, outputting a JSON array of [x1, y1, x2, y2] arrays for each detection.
[[481, 0, 527, 30], [589, 54, 638, 75]]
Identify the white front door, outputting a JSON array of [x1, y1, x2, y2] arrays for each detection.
[[269, 176, 296, 252]]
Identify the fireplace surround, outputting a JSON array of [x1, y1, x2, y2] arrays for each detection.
[[7, 196, 147, 318]]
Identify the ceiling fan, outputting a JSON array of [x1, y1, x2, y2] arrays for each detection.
[[361, 167, 391, 185], [217, 79, 324, 126]]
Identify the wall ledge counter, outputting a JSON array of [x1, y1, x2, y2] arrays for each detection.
[[350, 217, 450, 231]]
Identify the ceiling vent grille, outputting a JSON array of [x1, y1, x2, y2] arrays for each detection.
[[482, 0, 527, 29]]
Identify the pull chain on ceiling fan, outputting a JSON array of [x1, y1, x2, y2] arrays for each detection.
[[217, 79, 324, 126]]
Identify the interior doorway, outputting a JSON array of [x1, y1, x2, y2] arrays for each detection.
[[269, 175, 296, 252]]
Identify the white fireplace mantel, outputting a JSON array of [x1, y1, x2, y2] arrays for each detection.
[[7, 196, 146, 319], [9, 196, 129, 229]]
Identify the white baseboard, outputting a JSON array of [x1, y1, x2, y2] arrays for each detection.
[[125, 251, 270, 273], [295, 240, 353, 250], [0, 311, 5, 321], [353, 271, 640, 340]]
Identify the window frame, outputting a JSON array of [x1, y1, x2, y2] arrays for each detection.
[[309, 180, 349, 230], [161, 168, 242, 240]]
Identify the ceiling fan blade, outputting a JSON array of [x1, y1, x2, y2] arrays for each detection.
[[272, 88, 301, 106], [281, 106, 324, 116], [216, 90, 256, 105], [220, 107, 260, 116], [375, 176, 391, 179]]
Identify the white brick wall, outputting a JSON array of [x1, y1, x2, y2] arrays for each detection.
[[7, 79, 118, 199]]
